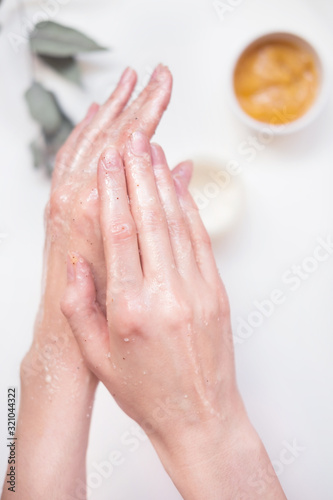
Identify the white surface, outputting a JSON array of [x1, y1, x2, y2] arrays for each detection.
[[1, 0, 333, 499]]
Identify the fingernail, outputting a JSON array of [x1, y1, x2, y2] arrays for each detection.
[[175, 165, 186, 179], [150, 143, 166, 169], [130, 130, 148, 156], [120, 67, 134, 85], [173, 176, 185, 196], [101, 147, 121, 171], [150, 64, 162, 81], [175, 161, 193, 186], [67, 253, 78, 283], [173, 162, 193, 195], [150, 63, 167, 82]]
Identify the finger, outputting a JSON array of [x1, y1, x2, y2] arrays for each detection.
[[116, 65, 173, 150], [92, 67, 138, 129], [150, 144, 198, 275], [172, 160, 193, 189], [124, 131, 176, 278], [70, 103, 100, 146], [52, 102, 100, 186], [64, 103, 100, 153], [70, 68, 137, 167], [126, 64, 171, 119], [174, 176, 219, 283], [61, 253, 111, 380], [97, 147, 143, 294]]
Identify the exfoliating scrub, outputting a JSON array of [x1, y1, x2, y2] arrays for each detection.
[[233, 39, 319, 124]]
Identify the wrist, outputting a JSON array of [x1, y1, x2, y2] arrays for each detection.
[[12, 345, 97, 500], [150, 394, 285, 500]]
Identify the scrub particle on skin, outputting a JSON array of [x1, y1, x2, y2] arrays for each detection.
[[234, 39, 319, 124]]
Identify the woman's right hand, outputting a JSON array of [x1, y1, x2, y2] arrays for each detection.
[[61, 131, 286, 500]]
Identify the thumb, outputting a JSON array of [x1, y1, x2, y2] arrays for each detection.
[[61, 253, 111, 379]]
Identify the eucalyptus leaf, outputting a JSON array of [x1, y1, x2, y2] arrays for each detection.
[[26, 83, 74, 174], [39, 55, 81, 84], [25, 82, 63, 135], [30, 117, 73, 176], [30, 21, 107, 57]]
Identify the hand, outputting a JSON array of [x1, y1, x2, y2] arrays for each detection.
[[61, 131, 286, 499], [62, 129, 233, 430], [22, 64, 183, 384], [7, 66, 191, 500]]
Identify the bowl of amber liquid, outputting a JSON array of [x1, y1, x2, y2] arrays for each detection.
[[231, 32, 328, 134]]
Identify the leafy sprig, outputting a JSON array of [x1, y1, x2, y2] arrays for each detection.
[[24, 21, 107, 174]]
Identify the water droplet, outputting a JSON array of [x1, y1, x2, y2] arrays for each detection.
[[45, 375, 51, 383], [124, 338, 130, 342], [107, 352, 111, 358], [184, 394, 188, 399]]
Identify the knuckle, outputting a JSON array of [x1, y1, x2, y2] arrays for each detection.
[[60, 293, 75, 321], [110, 298, 145, 337], [79, 126, 106, 154], [49, 189, 67, 220], [115, 311, 144, 337], [166, 216, 185, 239], [60, 286, 83, 321], [177, 301, 193, 324], [133, 157, 151, 175], [164, 300, 193, 330], [193, 230, 212, 250], [200, 291, 227, 323], [140, 207, 165, 229], [75, 191, 98, 219], [108, 219, 136, 241]]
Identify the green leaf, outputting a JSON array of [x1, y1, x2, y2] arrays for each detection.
[[42, 117, 73, 175], [29, 118, 74, 175], [26, 82, 74, 174], [30, 21, 107, 57], [39, 55, 81, 84], [25, 82, 63, 135]]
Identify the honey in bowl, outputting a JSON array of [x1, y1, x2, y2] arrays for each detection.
[[233, 35, 320, 125]]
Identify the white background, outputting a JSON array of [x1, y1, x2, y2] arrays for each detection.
[[1, 0, 333, 499]]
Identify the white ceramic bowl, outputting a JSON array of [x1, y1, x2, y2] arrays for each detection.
[[229, 31, 329, 135], [189, 158, 244, 239]]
